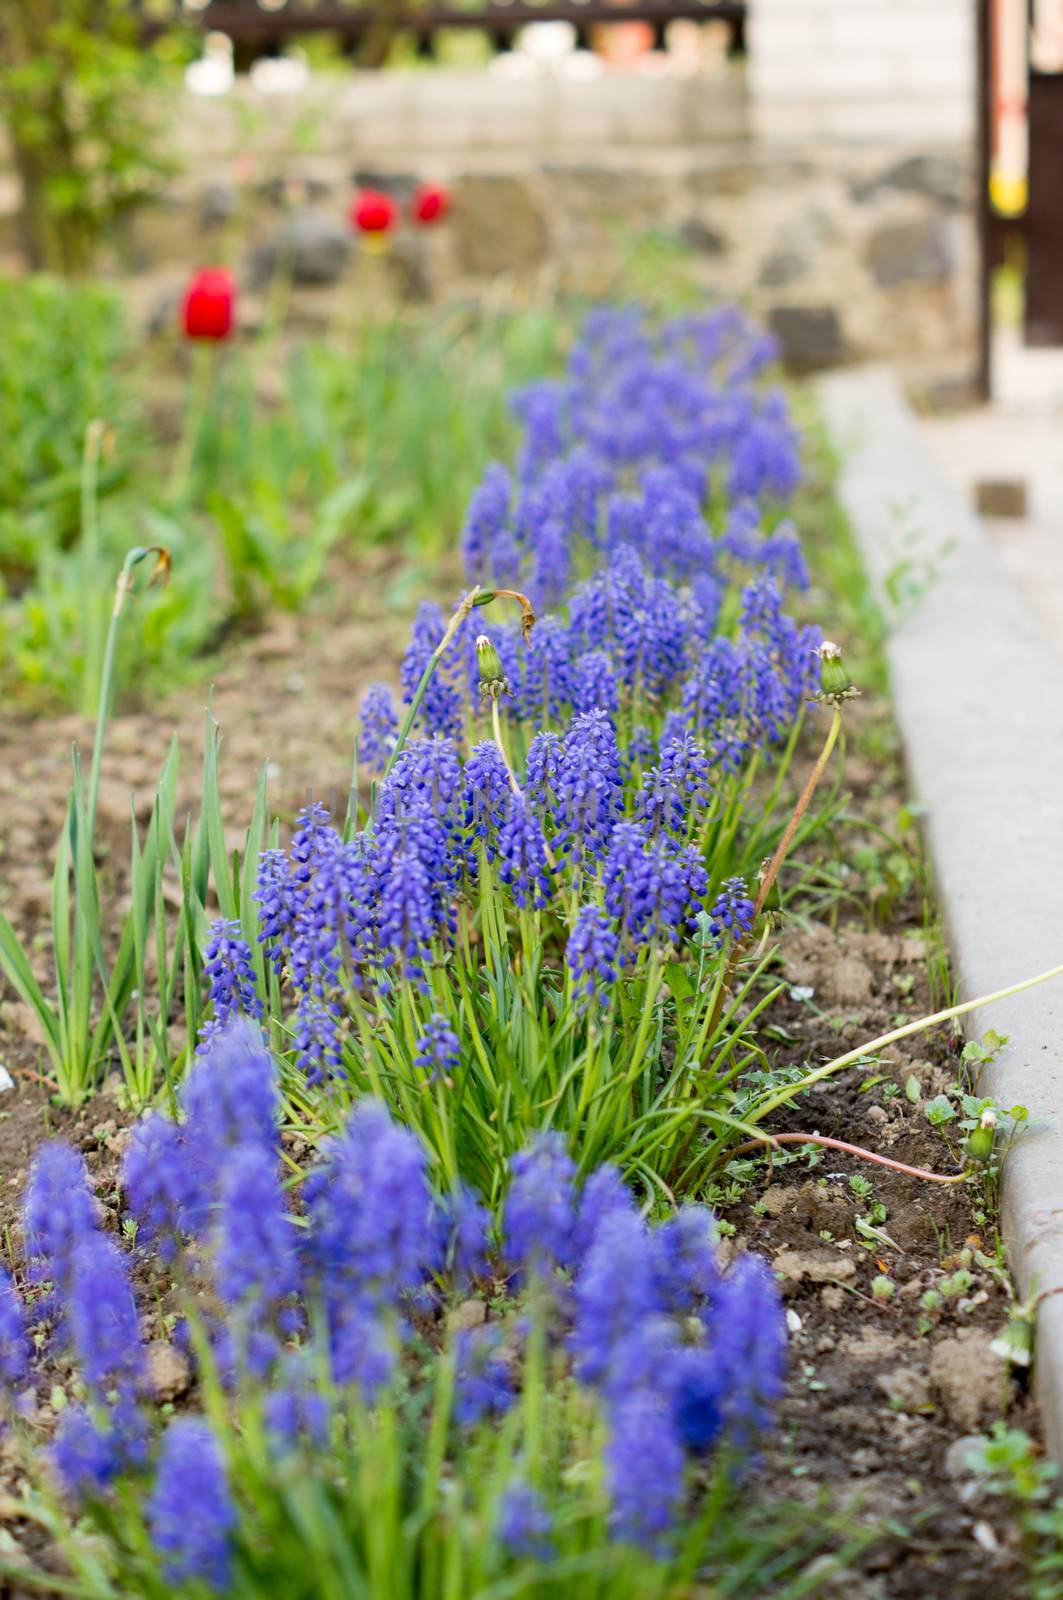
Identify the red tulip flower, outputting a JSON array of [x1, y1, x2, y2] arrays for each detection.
[[350, 189, 398, 236], [412, 183, 451, 225], [181, 268, 235, 341]]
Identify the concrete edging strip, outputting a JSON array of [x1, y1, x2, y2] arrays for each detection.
[[818, 365, 1063, 1456]]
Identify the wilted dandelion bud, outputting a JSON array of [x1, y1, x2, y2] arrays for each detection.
[[965, 1107, 998, 1164], [476, 635, 510, 702], [757, 859, 782, 927], [816, 641, 858, 708]]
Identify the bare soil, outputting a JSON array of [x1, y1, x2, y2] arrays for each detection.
[[739, 714, 1036, 1597], [0, 545, 418, 1076]]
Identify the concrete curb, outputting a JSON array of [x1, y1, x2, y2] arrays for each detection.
[[819, 366, 1063, 1457]]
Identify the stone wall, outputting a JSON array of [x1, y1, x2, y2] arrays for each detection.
[[0, 23, 980, 397], [748, 0, 975, 144]]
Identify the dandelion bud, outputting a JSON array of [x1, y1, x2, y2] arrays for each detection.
[[476, 635, 510, 702], [758, 859, 782, 925], [966, 1107, 998, 1164], [816, 640, 858, 708], [990, 1307, 1033, 1368]]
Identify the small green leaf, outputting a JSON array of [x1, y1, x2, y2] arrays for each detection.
[[924, 1094, 957, 1126], [664, 962, 694, 1004], [905, 1074, 921, 1105]]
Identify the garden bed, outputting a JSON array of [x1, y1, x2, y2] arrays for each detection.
[[0, 307, 1051, 1598], [0, 686, 1040, 1598], [732, 712, 1037, 1597], [0, 553, 1042, 1598]]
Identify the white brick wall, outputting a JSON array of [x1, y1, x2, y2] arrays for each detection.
[[748, 0, 976, 146]]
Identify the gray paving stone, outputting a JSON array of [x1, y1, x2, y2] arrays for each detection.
[[819, 366, 1063, 1459]]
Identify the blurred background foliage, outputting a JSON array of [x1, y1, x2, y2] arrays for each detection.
[[0, 0, 188, 274], [0, 277, 569, 710]]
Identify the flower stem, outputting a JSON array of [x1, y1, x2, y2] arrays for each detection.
[[726, 1131, 969, 1185], [704, 706, 843, 1041], [491, 697, 521, 796], [383, 586, 482, 780], [78, 419, 107, 719], [167, 340, 216, 504], [753, 707, 842, 923], [749, 961, 1063, 1125], [85, 546, 170, 845]]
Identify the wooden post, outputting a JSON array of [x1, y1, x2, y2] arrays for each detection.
[[976, 0, 993, 401]]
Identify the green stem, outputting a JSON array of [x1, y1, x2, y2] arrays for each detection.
[[383, 586, 482, 780], [85, 548, 153, 845], [704, 707, 843, 1042], [750, 961, 1063, 1125], [80, 544, 171, 882], [167, 340, 216, 504], [78, 418, 106, 719], [490, 696, 521, 795], [626, 955, 663, 1077]]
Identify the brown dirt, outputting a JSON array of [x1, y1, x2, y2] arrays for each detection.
[[0, 544, 422, 1076], [731, 722, 1036, 1597]]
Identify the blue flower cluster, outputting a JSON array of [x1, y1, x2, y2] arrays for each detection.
[[366, 306, 818, 746], [226, 307, 823, 1072], [461, 308, 800, 600], [0, 1023, 786, 1587], [500, 1131, 787, 1553]]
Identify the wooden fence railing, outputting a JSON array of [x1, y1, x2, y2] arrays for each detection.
[[145, 1, 746, 60]]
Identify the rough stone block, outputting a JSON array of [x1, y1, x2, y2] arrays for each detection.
[[687, 157, 813, 201], [351, 169, 418, 202], [451, 174, 549, 275], [759, 250, 808, 289], [247, 209, 352, 289], [867, 217, 954, 287], [678, 218, 728, 257], [974, 479, 1029, 520], [541, 164, 659, 215], [767, 304, 846, 371], [199, 182, 238, 230], [850, 153, 973, 210]]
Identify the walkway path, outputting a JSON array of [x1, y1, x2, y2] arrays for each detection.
[[921, 332, 1063, 661], [821, 363, 1063, 1460]]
